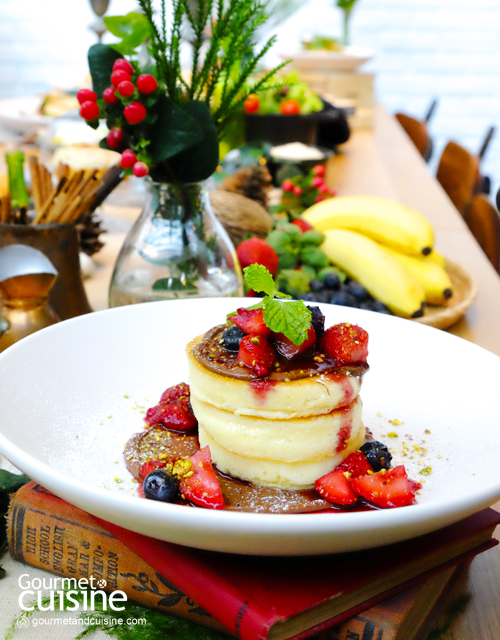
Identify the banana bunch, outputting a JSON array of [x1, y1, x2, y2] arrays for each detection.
[[302, 196, 453, 318]]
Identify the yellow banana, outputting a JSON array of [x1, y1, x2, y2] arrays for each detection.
[[381, 245, 453, 305], [427, 249, 446, 268], [321, 229, 425, 318], [303, 196, 434, 256]]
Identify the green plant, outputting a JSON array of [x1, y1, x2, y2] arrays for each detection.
[[336, 0, 359, 46], [85, 0, 288, 184]]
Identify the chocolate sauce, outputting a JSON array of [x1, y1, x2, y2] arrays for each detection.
[[193, 324, 369, 382]]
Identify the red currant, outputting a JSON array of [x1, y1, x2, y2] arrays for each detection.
[[121, 149, 137, 168], [124, 102, 147, 124], [293, 185, 303, 196], [117, 80, 135, 97], [80, 101, 100, 121], [133, 161, 149, 177], [244, 94, 260, 114], [103, 87, 119, 105], [281, 179, 294, 192], [113, 59, 135, 75], [313, 164, 326, 177], [319, 183, 330, 194], [76, 88, 96, 105], [311, 176, 324, 188], [136, 74, 157, 94], [107, 128, 124, 149], [314, 195, 325, 203], [111, 70, 131, 88]]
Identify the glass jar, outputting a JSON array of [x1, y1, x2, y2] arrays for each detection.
[[109, 180, 243, 306]]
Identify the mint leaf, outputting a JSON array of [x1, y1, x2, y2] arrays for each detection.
[[243, 264, 275, 297], [263, 299, 312, 345]]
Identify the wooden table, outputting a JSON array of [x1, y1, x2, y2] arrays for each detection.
[[88, 107, 500, 639]]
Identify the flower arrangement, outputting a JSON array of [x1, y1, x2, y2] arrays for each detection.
[[80, 0, 288, 185]]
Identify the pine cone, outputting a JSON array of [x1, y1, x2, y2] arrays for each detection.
[[219, 164, 272, 209], [75, 210, 105, 256]]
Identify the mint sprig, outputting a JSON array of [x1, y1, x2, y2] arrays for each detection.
[[228, 264, 312, 345]]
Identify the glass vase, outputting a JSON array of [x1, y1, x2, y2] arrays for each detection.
[[108, 180, 243, 306]]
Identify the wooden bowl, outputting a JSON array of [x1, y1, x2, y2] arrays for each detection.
[[414, 260, 476, 330]]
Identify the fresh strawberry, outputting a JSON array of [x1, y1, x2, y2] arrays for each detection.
[[236, 238, 279, 276], [272, 326, 316, 360], [349, 465, 420, 508], [230, 307, 270, 337], [178, 447, 225, 509], [336, 451, 373, 477], [315, 469, 358, 505], [145, 397, 197, 431], [321, 323, 369, 366], [238, 334, 276, 377], [291, 218, 314, 233], [140, 459, 166, 480], [159, 382, 190, 404]]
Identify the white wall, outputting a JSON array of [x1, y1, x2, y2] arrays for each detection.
[[0, 0, 499, 198]]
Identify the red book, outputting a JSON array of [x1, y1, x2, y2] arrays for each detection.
[[98, 508, 500, 640]]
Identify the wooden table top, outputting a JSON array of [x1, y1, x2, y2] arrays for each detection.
[[89, 106, 500, 639]]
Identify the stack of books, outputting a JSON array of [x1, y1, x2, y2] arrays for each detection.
[[7, 482, 500, 640]]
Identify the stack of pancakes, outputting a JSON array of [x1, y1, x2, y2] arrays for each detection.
[[186, 335, 366, 490]]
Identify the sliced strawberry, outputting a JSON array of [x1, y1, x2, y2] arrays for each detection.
[[146, 397, 197, 431], [272, 326, 316, 360], [336, 451, 373, 477], [140, 459, 166, 481], [159, 382, 190, 404], [315, 469, 358, 506], [238, 334, 276, 377], [178, 447, 225, 509], [230, 307, 270, 337], [349, 465, 419, 508], [321, 323, 369, 366]]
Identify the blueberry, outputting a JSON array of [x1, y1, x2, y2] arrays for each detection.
[[307, 305, 325, 341], [299, 292, 317, 302], [311, 291, 331, 304], [143, 469, 179, 502], [221, 325, 245, 351], [345, 280, 369, 302], [323, 272, 341, 290], [360, 441, 393, 472], [370, 300, 392, 315], [309, 279, 324, 292], [330, 290, 358, 307]]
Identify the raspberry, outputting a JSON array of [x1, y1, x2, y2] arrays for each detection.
[[321, 323, 369, 366], [124, 102, 147, 124], [103, 87, 119, 105], [113, 58, 135, 75], [76, 89, 96, 105], [121, 149, 137, 169], [136, 74, 157, 94], [133, 162, 149, 177], [80, 101, 99, 121], [111, 70, 131, 88], [117, 80, 135, 97], [106, 128, 124, 149]]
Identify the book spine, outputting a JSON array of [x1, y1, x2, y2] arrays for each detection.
[[7, 482, 229, 635]]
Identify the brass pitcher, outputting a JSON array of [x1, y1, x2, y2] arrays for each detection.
[[0, 244, 60, 353]]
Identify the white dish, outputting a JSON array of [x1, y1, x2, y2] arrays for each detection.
[[282, 46, 375, 71], [0, 96, 49, 133], [0, 298, 499, 556]]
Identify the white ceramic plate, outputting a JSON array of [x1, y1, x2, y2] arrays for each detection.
[[281, 46, 375, 71], [0, 96, 50, 133], [1, 298, 500, 556]]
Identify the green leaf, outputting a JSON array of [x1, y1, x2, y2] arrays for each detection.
[[276, 269, 311, 296], [171, 101, 220, 183], [152, 277, 198, 293], [149, 95, 205, 166], [300, 246, 329, 269], [0, 470, 30, 494], [301, 229, 326, 247], [88, 44, 122, 99], [104, 12, 151, 55], [243, 264, 275, 297], [263, 299, 312, 345]]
